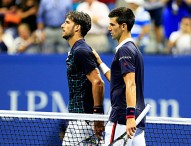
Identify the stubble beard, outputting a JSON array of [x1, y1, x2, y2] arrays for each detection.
[[62, 35, 70, 40], [62, 28, 75, 41], [62, 32, 73, 40]]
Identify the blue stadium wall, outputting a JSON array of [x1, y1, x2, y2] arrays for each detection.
[[0, 54, 191, 118]]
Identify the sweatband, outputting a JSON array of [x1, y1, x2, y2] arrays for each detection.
[[93, 106, 104, 114], [126, 107, 136, 119], [99, 63, 110, 75]]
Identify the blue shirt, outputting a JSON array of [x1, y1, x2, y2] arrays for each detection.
[[37, 0, 72, 27], [66, 39, 97, 113], [163, 0, 189, 39], [131, 7, 151, 48], [109, 39, 145, 129]]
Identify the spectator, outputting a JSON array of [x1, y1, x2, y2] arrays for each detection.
[[144, 0, 165, 53], [0, 23, 8, 53], [167, 16, 191, 54], [77, 0, 110, 53], [12, 23, 40, 54], [0, 0, 19, 38], [163, 0, 190, 40], [98, 0, 118, 53], [17, 0, 39, 33], [37, 0, 72, 54], [125, 0, 151, 54], [0, 22, 14, 54]]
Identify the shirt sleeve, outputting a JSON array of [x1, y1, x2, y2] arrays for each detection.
[[118, 46, 135, 75], [37, 0, 45, 24], [74, 49, 97, 75], [169, 31, 179, 42]]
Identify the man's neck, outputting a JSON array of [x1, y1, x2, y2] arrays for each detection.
[[68, 36, 83, 48], [118, 32, 131, 44]]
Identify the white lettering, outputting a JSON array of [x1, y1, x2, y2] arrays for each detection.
[[8, 91, 20, 110], [159, 99, 180, 117], [51, 91, 68, 112], [145, 98, 180, 117], [119, 56, 131, 61], [27, 91, 48, 111], [7, 91, 180, 117]]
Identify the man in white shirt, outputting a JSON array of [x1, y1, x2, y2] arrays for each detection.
[[168, 16, 191, 55], [77, 0, 110, 53], [125, 0, 151, 54]]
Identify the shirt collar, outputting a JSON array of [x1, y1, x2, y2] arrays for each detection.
[[115, 38, 134, 52], [68, 39, 85, 54], [72, 39, 85, 49]]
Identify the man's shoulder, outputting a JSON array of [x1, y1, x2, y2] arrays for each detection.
[[120, 41, 136, 50], [75, 45, 91, 53], [169, 31, 181, 41], [118, 42, 140, 57]]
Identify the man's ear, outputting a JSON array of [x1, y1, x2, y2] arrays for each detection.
[[121, 23, 127, 30], [75, 24, 81, 32]]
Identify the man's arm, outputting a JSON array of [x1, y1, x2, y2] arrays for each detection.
[[86, 68, 105, 139], [92, 49, 111, 81], [123, 72, 137, 139], [86, 68, 104, 107]]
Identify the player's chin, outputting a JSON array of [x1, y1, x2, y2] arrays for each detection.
[[62, 35, 69, 40], [62, 34, 66, 38]]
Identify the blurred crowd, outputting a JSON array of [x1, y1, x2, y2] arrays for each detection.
[[0, 0, 191, 55]]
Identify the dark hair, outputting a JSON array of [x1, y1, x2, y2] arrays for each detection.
[[181, 16, 191, 20], [66, 11, 91, 37], [109, 7, 135, 31]]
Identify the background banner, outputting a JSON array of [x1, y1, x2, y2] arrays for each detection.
[[0, 54, 191, 118]]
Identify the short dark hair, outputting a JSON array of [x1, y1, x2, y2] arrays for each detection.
[[66, 11, 91, 37], [109, 7, 135, 31]]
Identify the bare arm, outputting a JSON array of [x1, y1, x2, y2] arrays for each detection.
[[124, 72, 136, 107], [104, 70, 111, 82], [136, 25, 150, 47], [123, 72, 136, 139], [86, 68, 105, 139], [166, 40, 175, 53], [139, 25, 150, 40], [17, 7, 38, 19], [92, 49, 111, 81], [166, 34, 181, 53], [86, 68, 104, 107]]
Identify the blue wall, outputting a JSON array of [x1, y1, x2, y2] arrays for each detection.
[[0, 54, 191, 118]]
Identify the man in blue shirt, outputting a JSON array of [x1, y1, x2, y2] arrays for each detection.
[[61, 11, 105, 145], [93, 7, 146, 146], [37, 0, 72, 53]]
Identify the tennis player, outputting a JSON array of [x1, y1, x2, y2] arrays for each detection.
[[93, 7, 146, 146], [61, 11, 105, 145]]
